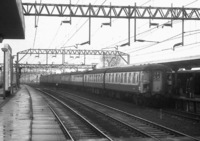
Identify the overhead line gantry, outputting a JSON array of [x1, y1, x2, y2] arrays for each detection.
[[16, 48, 130, 68], [22, 3, 200, 47], [22, 3, 200, 20]]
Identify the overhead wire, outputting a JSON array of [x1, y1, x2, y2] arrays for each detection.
[[104, 0, 199, 52], [131, 42, 200, 61], [127, 29, 200, 55], [62, 0, 108, 47], [100, 0, 153, 49], [59, 0, 108, 64], [105, 20, 180, 49], [37, 0, 81, 64], [24, 0, 43, 64], [32, 0, 42, 49]]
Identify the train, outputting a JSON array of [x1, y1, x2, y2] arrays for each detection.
[[40, 64, 173, 106], [173, 69, 200, 98]]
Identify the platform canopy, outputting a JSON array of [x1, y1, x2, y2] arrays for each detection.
[[0, 0, 25, 39], [159, 56, 200, 71], [135, 55, 200, 71]]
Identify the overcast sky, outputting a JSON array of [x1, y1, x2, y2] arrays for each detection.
[[0, 0, 200, 67]]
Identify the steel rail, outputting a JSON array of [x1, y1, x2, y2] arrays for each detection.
[[47, 104, 74, 141], [39, 89, 114, 141], [56, 89, 200, 141], [48, 89, 162, 141]]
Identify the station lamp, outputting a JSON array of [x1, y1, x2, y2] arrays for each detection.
[[1, 46, 8, 99]]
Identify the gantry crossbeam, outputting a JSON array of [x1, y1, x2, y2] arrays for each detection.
[[18, 48, 129, 56], [18, 63, 95, 69], [22, 3, 200, 20], [17, 48, 130, 65], [0, 63, 94, 69]]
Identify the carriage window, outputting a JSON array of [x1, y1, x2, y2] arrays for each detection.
[[118, 73, 120, 83], [136, 73, 139, 83], [115, 73, 118, 82], [128, 72, 132, 83], [112, 73, 114, 82], [124, 73, 127, 83], [132, 72, 139, 84], [121, 73, 123, 83]]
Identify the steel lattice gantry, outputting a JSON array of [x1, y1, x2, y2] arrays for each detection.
[[17, 48, 130, 64], [22, 3, 200, 20]]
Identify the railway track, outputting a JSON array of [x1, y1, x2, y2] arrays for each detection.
[[162, 109, 200, 122], [38, 89, 157, 140], [42, 88, 200, 141], [38, 90, 113, 141]]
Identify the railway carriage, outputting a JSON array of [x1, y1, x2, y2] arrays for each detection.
[[70, 72, 84, 88], [40, 64, 172, 106], [104, 64, 172, 101], [84, 68, 106, 94], [60, 73, 71, 85], [172, 70, 200, 97], [53, 74, 62, 85]]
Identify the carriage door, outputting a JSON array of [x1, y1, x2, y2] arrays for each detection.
[[152, 71, 163, 93]]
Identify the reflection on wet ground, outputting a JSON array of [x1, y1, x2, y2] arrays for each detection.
[[0, 86, 31, 141]]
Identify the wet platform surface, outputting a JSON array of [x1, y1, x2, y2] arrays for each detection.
[[0, 85, 66, 141]]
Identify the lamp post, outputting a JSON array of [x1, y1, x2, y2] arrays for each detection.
[[1, 47, 8, 99]]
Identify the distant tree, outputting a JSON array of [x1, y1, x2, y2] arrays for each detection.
[[100, 54, 123, 67]]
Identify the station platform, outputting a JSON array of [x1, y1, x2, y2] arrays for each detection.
[[173, 96, 200, 114], [0, 85, 66, 141]]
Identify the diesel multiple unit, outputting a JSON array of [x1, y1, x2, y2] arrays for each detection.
[[40, 64, 173, 104]]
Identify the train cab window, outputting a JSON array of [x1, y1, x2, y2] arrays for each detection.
[[142, 71, 150, 83]]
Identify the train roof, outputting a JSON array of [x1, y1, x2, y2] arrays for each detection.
[[177, 69, 200, 73], [70, 71, 86, 75], [86, 68, 108, 74], [106, 64, 171, 73]]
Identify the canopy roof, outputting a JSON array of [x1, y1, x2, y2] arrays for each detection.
[[0, 0, 25, 39]]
